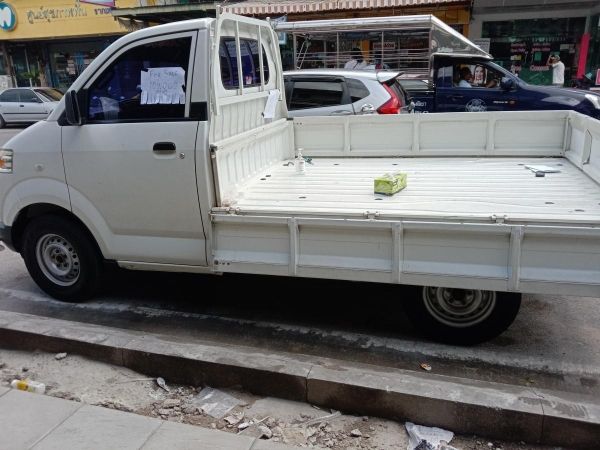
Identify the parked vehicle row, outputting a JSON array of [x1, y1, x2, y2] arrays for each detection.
[[0, 88, 63, 127]]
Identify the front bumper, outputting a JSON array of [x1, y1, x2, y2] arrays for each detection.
[[0, 222, 15, 251]]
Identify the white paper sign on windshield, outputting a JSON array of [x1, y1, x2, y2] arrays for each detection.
[[140, 67, 186, 105]]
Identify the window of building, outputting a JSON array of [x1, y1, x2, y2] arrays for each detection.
[[87, 37, 191, 122], [220, 37, 270, 89]]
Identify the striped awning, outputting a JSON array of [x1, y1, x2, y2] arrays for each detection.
[[222, 0, 467, 15]]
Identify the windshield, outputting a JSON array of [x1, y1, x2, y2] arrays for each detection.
[[34, 88, 64, 101]]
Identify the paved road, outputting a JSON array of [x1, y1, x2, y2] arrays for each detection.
[[1, 126, 599, 397]]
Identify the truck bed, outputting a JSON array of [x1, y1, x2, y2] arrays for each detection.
[[232, 157, 600, 224]]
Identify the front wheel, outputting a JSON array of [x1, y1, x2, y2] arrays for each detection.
[[22, 215, 103, 302], [403, 286, 521, 345]]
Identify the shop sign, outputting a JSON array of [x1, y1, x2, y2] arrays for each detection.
[[26, 3, 88, 24], [373, 42, 396, 51], [0, 3, 17, 31], [472, 38, 490, 54]]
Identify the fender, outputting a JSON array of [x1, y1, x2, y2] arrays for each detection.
[[4, 179, 70, 226]]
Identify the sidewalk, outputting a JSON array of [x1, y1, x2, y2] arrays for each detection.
[[0, 387, 303, 450]]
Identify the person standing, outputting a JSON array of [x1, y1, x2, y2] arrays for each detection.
[[344, 48, 367, 70], [547, 54, 565, 87]]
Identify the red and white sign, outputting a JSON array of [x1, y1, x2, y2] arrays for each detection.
[[373, 42, 396, 51]]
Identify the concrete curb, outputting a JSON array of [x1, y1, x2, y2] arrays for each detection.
[[0, 310, 597, 449]]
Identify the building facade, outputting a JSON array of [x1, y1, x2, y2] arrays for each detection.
[[469, 0, 600, 86], [0, 0, 139, 90]]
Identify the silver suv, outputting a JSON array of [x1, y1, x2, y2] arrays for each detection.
[[283, 70, 410, 118]]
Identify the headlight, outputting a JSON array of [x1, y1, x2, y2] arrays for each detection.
[[585, 93, 600, 109], [0, 149, 13, 173]]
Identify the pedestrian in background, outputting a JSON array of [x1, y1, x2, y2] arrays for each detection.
[[344, 48, 367, 70], [547, 54, 565, 87]]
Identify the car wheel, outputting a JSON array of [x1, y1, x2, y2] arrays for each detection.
[[22, 215, 103, 302], [403, 286, 521, 345]]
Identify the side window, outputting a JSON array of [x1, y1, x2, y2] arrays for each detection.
[[19, 90, 40, 103], [289, 81, 344, 110], [87, 37, 191, 122], [454, 63, 502, 89], [0, 90, 20, 102], [346, 78, 370, 103], [437, 65, 453, 87], [220, 38, 270, 89]]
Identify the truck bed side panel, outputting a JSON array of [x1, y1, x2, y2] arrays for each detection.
[[212, 216, 600, 297]]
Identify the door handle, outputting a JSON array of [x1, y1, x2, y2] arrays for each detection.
[[19, 104, 25, 107], [153, 142, 176, 152], [449, 95, 464, 101], [330, 110, 352, 116]]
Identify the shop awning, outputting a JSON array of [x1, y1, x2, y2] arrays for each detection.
[[222, 0, 467, 15]]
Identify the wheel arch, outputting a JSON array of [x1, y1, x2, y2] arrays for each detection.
[[11, 203, 104, 259]]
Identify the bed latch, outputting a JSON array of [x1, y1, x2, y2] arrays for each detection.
[[364, 211, 380, 220], [491, 214, 508, 224]]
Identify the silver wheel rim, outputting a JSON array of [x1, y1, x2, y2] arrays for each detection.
[[35, 234, 80, 287], [422, 287, 496, 328]]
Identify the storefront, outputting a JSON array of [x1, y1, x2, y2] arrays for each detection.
[[0, 0, 138, 89], [469, 0, 600, 86], [481, 17, 586, 85]]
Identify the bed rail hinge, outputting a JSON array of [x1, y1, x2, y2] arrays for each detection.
[[364, 211, 380, 220], [491, 214, 508, 224]]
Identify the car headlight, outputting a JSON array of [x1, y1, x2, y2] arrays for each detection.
[[0, 149, 13, 173], [585, 93, 600, 109]]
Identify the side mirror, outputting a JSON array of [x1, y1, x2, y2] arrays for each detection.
[[65, 90, 82, 125], [500, 77, 515, 91]]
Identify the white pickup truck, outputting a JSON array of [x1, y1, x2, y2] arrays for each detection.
[[1, 14, 599, 344]]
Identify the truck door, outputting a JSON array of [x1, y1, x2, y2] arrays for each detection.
[[436, 61, 517, 113], [61, 31, 207, 266]]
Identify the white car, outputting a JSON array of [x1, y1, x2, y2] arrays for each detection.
[[0, 87, 63, 128], [284, 70, 411, 117]]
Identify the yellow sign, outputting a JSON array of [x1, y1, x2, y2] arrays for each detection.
[[0, 0, 138, 40]]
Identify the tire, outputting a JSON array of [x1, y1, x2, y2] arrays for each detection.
[[403, 286, 521, 345], [0, 115, 5, 129], [22, 215, 102, 302]]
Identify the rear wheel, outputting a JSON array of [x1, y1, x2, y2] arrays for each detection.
[[404, 286, 521, 345], [22, 215, 102, 302]]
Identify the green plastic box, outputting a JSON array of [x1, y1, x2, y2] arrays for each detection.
[[374, 172, 407, 196]]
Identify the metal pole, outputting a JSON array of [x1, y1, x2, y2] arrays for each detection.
[[293, 34, 297, 69], [336, 32, 339, 68], [381, 31, 384, 67]]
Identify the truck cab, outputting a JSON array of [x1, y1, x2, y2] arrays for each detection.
[[427, 56, 600, 118]]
